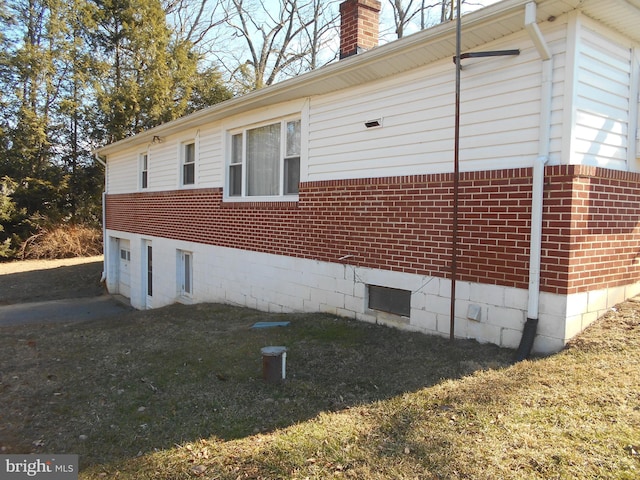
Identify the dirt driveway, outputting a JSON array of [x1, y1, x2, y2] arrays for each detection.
[[0, 256, 131, 325]]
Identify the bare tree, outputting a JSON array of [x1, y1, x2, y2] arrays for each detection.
[[163, 0, 227, 52], [221, 0, 338, 91], [389, 0, 416, 38], [297, 0, 339, 71], [386, 0, 485, 39], [161, 0, 491, 94]]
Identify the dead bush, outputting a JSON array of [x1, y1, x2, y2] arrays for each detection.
[[21, 224, 103, 259]]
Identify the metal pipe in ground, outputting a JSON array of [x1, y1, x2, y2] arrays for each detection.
[[450, 0, 462, 342], [261, 346, 287, 383]]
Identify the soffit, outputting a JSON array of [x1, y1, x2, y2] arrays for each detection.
[[578, 0, 640, 44]]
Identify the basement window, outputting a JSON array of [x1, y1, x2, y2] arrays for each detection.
[[367, 285, 411, 317], [178, 250, 193, 298]]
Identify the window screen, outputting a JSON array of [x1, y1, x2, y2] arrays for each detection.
[[368, 285, 411, 317], [228, 118, 300, 197], [229, 133, 243, 196], [246, 123, 280, 196], [181, 251, 192, 295], [284, 119, 301, 194], [183, 142, 195, 185], [141, 154, 148, 189]]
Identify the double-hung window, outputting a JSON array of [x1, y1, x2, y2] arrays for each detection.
[[284, 119, 301, 195], [140, 153, 148, 189], [182, 142, 196, 186], [228, 118, 301, 197]]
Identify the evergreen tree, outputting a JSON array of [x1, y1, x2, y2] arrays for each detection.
[[0, 0, 98, 251], [0, 0, 232, 258], [3, 0, 55, 179], [186, 65, 233, 114], [53, 0, 101, 221], [0, 177, 27, 259], [91, 0, 229, 142]]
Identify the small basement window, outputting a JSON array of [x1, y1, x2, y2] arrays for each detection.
[[368, 285, 411, 317]]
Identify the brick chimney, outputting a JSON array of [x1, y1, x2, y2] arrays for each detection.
[[339, 0, 381, 59]]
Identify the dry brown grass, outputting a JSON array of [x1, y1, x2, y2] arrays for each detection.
[[82, 302, 640, 480], [0, 256, 103, 304], [86, 301, 637, 480], [0, 260, 639, 479], [21, 225, 102, 260]]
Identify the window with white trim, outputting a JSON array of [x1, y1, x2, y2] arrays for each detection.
[[228, 118, 301, 197], [178, 250, 193, 297], [182, 141, 195, 186], [140, 153, 148, 189]]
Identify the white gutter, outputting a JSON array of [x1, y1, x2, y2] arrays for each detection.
[[515, 2, 553, 360], [94, 153, 108, 284]]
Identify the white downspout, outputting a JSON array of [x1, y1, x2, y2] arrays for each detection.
[[515, 2, 553, 361], [94, 153, 108, 284]]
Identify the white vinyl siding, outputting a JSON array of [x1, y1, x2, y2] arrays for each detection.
[[147, 142, 178, 190], [107, 149, 139, 194], [572, 25, 632, 169], [636, 52, 640, 164], [106, 123, 224, 194], [308, 29, 560, 181], [104, 16, 636, 191], [197, 124, 223, 185]]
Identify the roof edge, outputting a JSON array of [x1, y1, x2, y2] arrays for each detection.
[[96, 0, 568, 156]]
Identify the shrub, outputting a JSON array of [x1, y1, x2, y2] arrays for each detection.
[[21, 224, 103, 259]]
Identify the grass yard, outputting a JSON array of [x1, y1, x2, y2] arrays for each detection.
[[0, 270, 639, 478], [0, 256, 104, 304]]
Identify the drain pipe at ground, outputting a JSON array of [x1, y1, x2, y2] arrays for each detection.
[[514, 3, 553, 361]]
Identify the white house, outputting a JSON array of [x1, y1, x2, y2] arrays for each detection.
[[96, 0, 640, 356]]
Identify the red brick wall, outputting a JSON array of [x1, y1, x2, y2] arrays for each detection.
[[544, 165, 640, 294], [105, 165, 640, 295]]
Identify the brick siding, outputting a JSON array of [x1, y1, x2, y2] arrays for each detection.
[[105, 165, 640, 296], [548, 165, 640, 294]]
